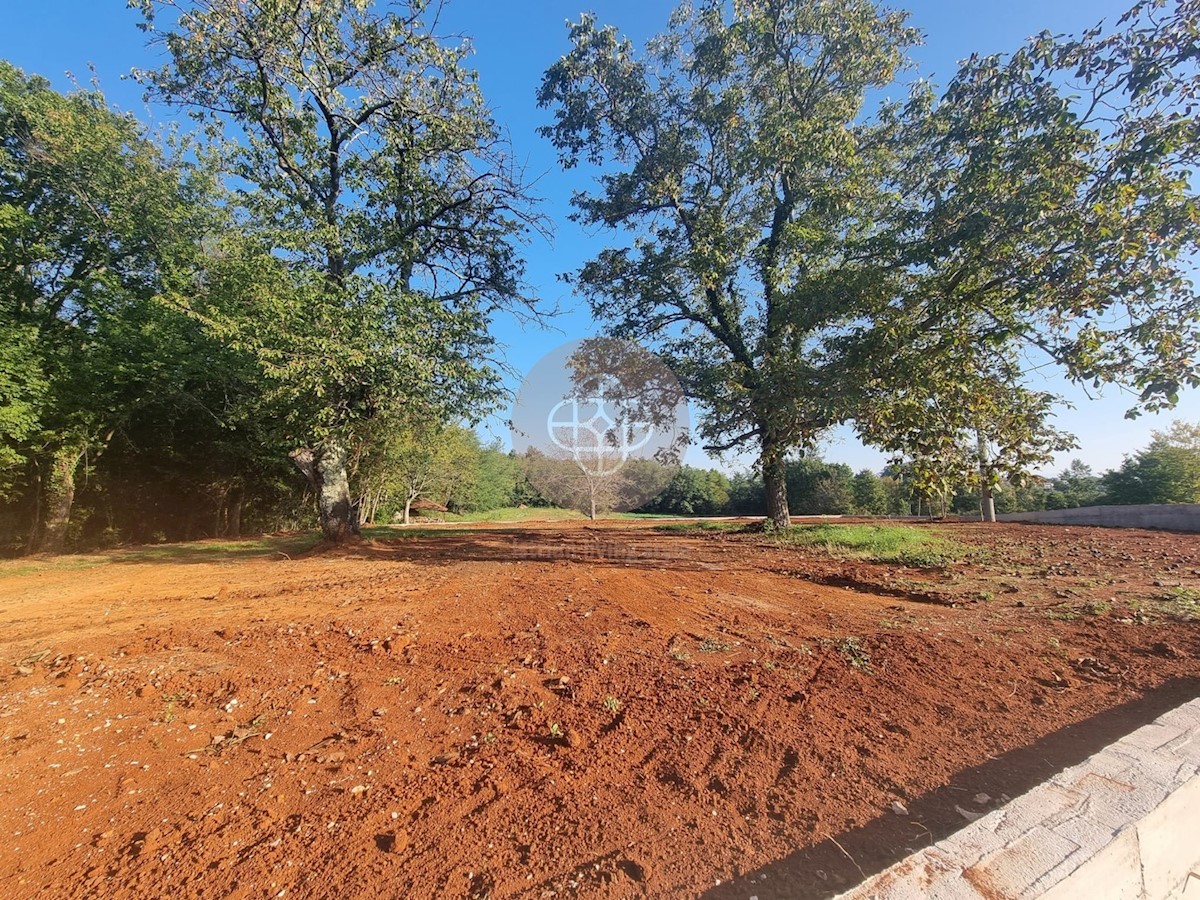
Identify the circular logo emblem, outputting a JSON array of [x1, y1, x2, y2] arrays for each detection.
[[511, 338, 690, 516]]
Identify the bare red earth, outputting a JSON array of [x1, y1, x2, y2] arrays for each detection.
[[0, 520, 1197, 899]]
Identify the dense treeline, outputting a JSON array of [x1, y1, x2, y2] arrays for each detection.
[[635, 420, 1200, 520]]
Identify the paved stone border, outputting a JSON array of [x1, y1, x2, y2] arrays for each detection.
[[834, 698, 1200, 900]]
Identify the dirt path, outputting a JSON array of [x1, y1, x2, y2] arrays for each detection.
[[1, 521, 1197, 899]]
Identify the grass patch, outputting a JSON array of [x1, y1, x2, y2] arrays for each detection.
[[835, 637, 873, 671], [0, 556, 108, 577], [1152, 586, 1200, 620], [771, 523, 967, 568]]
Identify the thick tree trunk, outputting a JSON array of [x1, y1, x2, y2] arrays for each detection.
[[762, 442, 790, 529], [290, 443, 358, 543], [36, 444, 85, 554], [403, 495, 413, 526], [981, 486, 996, 523]]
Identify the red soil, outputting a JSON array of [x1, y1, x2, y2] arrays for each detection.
[[0, 520, 1197, 899]]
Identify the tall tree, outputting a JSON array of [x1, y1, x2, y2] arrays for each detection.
[[357, 422, 477, 525], [851, 469, 888, 515], [538, 0, 919, 528], [133, 0, 541, 542]]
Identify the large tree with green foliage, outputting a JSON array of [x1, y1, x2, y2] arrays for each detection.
[[538, 0, 918, 528], [133, 0, 541, 542], [1048, 460, 1104, 510]]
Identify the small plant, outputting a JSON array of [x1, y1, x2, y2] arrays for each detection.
[[895, 549, 954, 569], [1152, 586, 1200, 620], [603, 695, 622, 713], [1044, 607, 1080, 622], [483, 732, 496, 744], [384, 675, 405, 685], [698, 638, 732, 653], [836, 637, 872, 672], [548, 722, 564, 739]]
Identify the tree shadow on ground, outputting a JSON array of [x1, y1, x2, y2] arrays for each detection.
[[700, 676, 1200, 900]]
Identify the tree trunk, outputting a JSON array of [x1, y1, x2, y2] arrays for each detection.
[[36, 444, 85, 554], [226, 486, 244, 538], [24, 462, 42, 555], [977, 431, 996, 523], [212, 485, 228, 538], [403, 495, 413, 525], [762, 442, 790, 529], [981, 486, 996, 523], [290, 442, 358, 543]]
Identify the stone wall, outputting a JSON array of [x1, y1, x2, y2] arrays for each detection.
[[997, 504, 1200, 532]]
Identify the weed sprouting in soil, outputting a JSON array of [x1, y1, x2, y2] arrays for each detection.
[[834, 637, 872, 671], [1044, 607, 1081, 622]]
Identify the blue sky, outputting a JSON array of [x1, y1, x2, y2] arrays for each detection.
[[3, 0, 1197, 477]]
